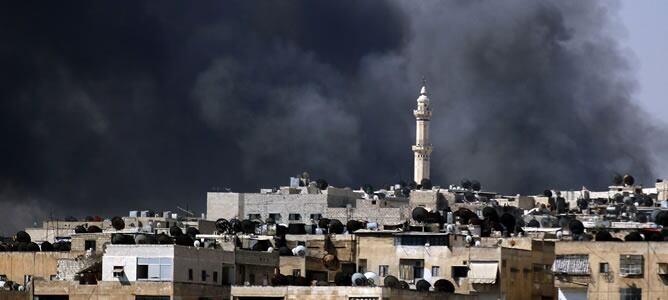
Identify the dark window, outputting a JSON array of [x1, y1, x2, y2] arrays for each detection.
[[222, 266, 232, 285], [371, 200, 377, 205], [358, 259, 367, 273], [397, 235, 449, 246], [188, 269, 193, 280], [600, 262, 610, 273], [289, 213, 301, 221], [268, 213, 282, 222], [292, 269, 301, 277], [452, 266, 468, 278], [620, 288, 642, 300], [201, 270, 207, 281], [620, 255, 643, 276], [248, 214, 261, 221], [213, 271, 218, 282], [309, 213, 322, 220], [432, 266, 440, 277], [378, 265, 389, 277], [84, 240, 96, 251], [137, 265, 148, 279]]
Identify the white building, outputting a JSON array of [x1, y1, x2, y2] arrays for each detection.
[[102, 244, 233, 285]]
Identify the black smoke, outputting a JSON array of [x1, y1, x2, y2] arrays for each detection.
[[0, 1, 665, 234]]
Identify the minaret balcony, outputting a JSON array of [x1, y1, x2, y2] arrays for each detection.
[[412, 145, 433, 153], [413, 110, 432, 119]]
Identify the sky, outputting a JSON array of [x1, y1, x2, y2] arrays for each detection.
[[618, 1, 668, 125], [0, 1, 666, 234]]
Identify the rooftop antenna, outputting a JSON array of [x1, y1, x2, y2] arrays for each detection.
[[177, 206, 195, 217]]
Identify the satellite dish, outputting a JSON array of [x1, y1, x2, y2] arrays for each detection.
[[292, 245, 306, 256], [623, 174, 635, 186], [351, 273, 367, 286], [364, 272, 379, 286], [384, 275, 399, 288]]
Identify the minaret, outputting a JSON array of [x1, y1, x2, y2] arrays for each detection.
[[412, 80, 432, 184]]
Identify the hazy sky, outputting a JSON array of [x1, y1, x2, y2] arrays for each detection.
[[619, 1, 668, 125]]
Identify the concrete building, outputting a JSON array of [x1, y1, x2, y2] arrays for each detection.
[[25, 215, 215, 244], [554, 241, 668, 300], [0, 251, 77, 283], [30, 244, 279, 300], [355, 230, 556, 300], [25, 220, 106, 244], [412, 82, 433, 184], [207, 186, 415, 226]]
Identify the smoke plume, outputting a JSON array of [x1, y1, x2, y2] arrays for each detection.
[[0, 1, 665, 234]]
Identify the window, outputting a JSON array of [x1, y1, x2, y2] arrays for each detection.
[[378, 265, 389, 277], [452, 266, 468, 278], [358, 259, 367, 273], [289, 213, 301, 221], [397, 235, 448, 246], [268, 213, 282, 222], [84, 240, 96, 251], [213, 271, 218, 282], [222, 265, 233, 285], [371, 200, 377, 205], [309, 213, 322, 220], [201, 270, 207, 281], [137, 258, 172, 281], [188, 269, 193, 280], [619, 288, 641, 300], [399, 259, 424, 283], [292, 269, 301, 277], [553, 255, 590, 275], [600, 262, 610, 273], [658, 263, 668, 275], [432, 266, 440, 277], [620, 255, 643, 276], [248, 214, 261, 221]]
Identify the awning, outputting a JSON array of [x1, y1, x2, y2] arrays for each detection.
[[552, 255, 590, 275], [469, 262, 498, 284]]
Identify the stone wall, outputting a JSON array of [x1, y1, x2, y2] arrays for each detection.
[[56, 255, 100, 281], [0, 252, 77, 282]]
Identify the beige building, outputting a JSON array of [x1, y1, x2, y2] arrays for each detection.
[[355, 230, 556, 300], [554, 241, 668, 300], [230, 285, 476, 300]]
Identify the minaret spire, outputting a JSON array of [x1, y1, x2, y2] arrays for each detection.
[[412, 78, 432, 184]]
